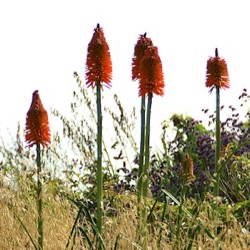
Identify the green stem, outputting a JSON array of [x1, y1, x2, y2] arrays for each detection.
[[77, 74, 115, 176], [137, 96, 146, 205], [141, 93, 153, 249], [36, 143, 43, 250], [96, 82, 103, 247], [213, 86, 221, 197], [142, 93, 152, 198], [137, 96, 146, 244]]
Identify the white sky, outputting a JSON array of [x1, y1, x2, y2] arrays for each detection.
[[0, 0, 249, 148]]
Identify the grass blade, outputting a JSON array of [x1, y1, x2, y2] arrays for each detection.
[[162, 189, 192, 218], [77, 226, 94, 249], [9, 205, 38, 250], [65, 205, 83, 249]]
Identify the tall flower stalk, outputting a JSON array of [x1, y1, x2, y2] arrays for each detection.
[[132, 33, 152, 205], [132, 36, 164, 248], [85, 23, 112, 247], [140, 46, 164, 198], [205, 48, 229, 197], [25, 90, 51, 250], [214, 85, 221, 197]]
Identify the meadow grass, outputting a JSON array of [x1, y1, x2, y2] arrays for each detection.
[[0, 75, 249, 249], [0, 185, 249, 249]]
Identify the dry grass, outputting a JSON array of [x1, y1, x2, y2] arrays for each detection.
[[0, 185, 81, 250], [0, 185, 249, 250]]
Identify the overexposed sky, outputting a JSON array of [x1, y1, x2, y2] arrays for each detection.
[[0, 0, 249, 147]]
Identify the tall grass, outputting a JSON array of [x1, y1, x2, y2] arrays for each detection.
[[1, 83, 249, 249]]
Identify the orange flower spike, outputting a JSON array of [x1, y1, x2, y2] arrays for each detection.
[[132, 33, 153, 81], [179, 153, 195, 183], [205, 48, 230, 91], [86, 23, 112, 88], [139, 46, 165, 97], [25, 90, 51, 148]]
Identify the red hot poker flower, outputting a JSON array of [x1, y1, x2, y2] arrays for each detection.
[[205, 49, 230, 91], [132, 33, 153, 81], [85, 24, 112, 88], [25, 90, 51, 148], [139, 46, 165, 97]]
